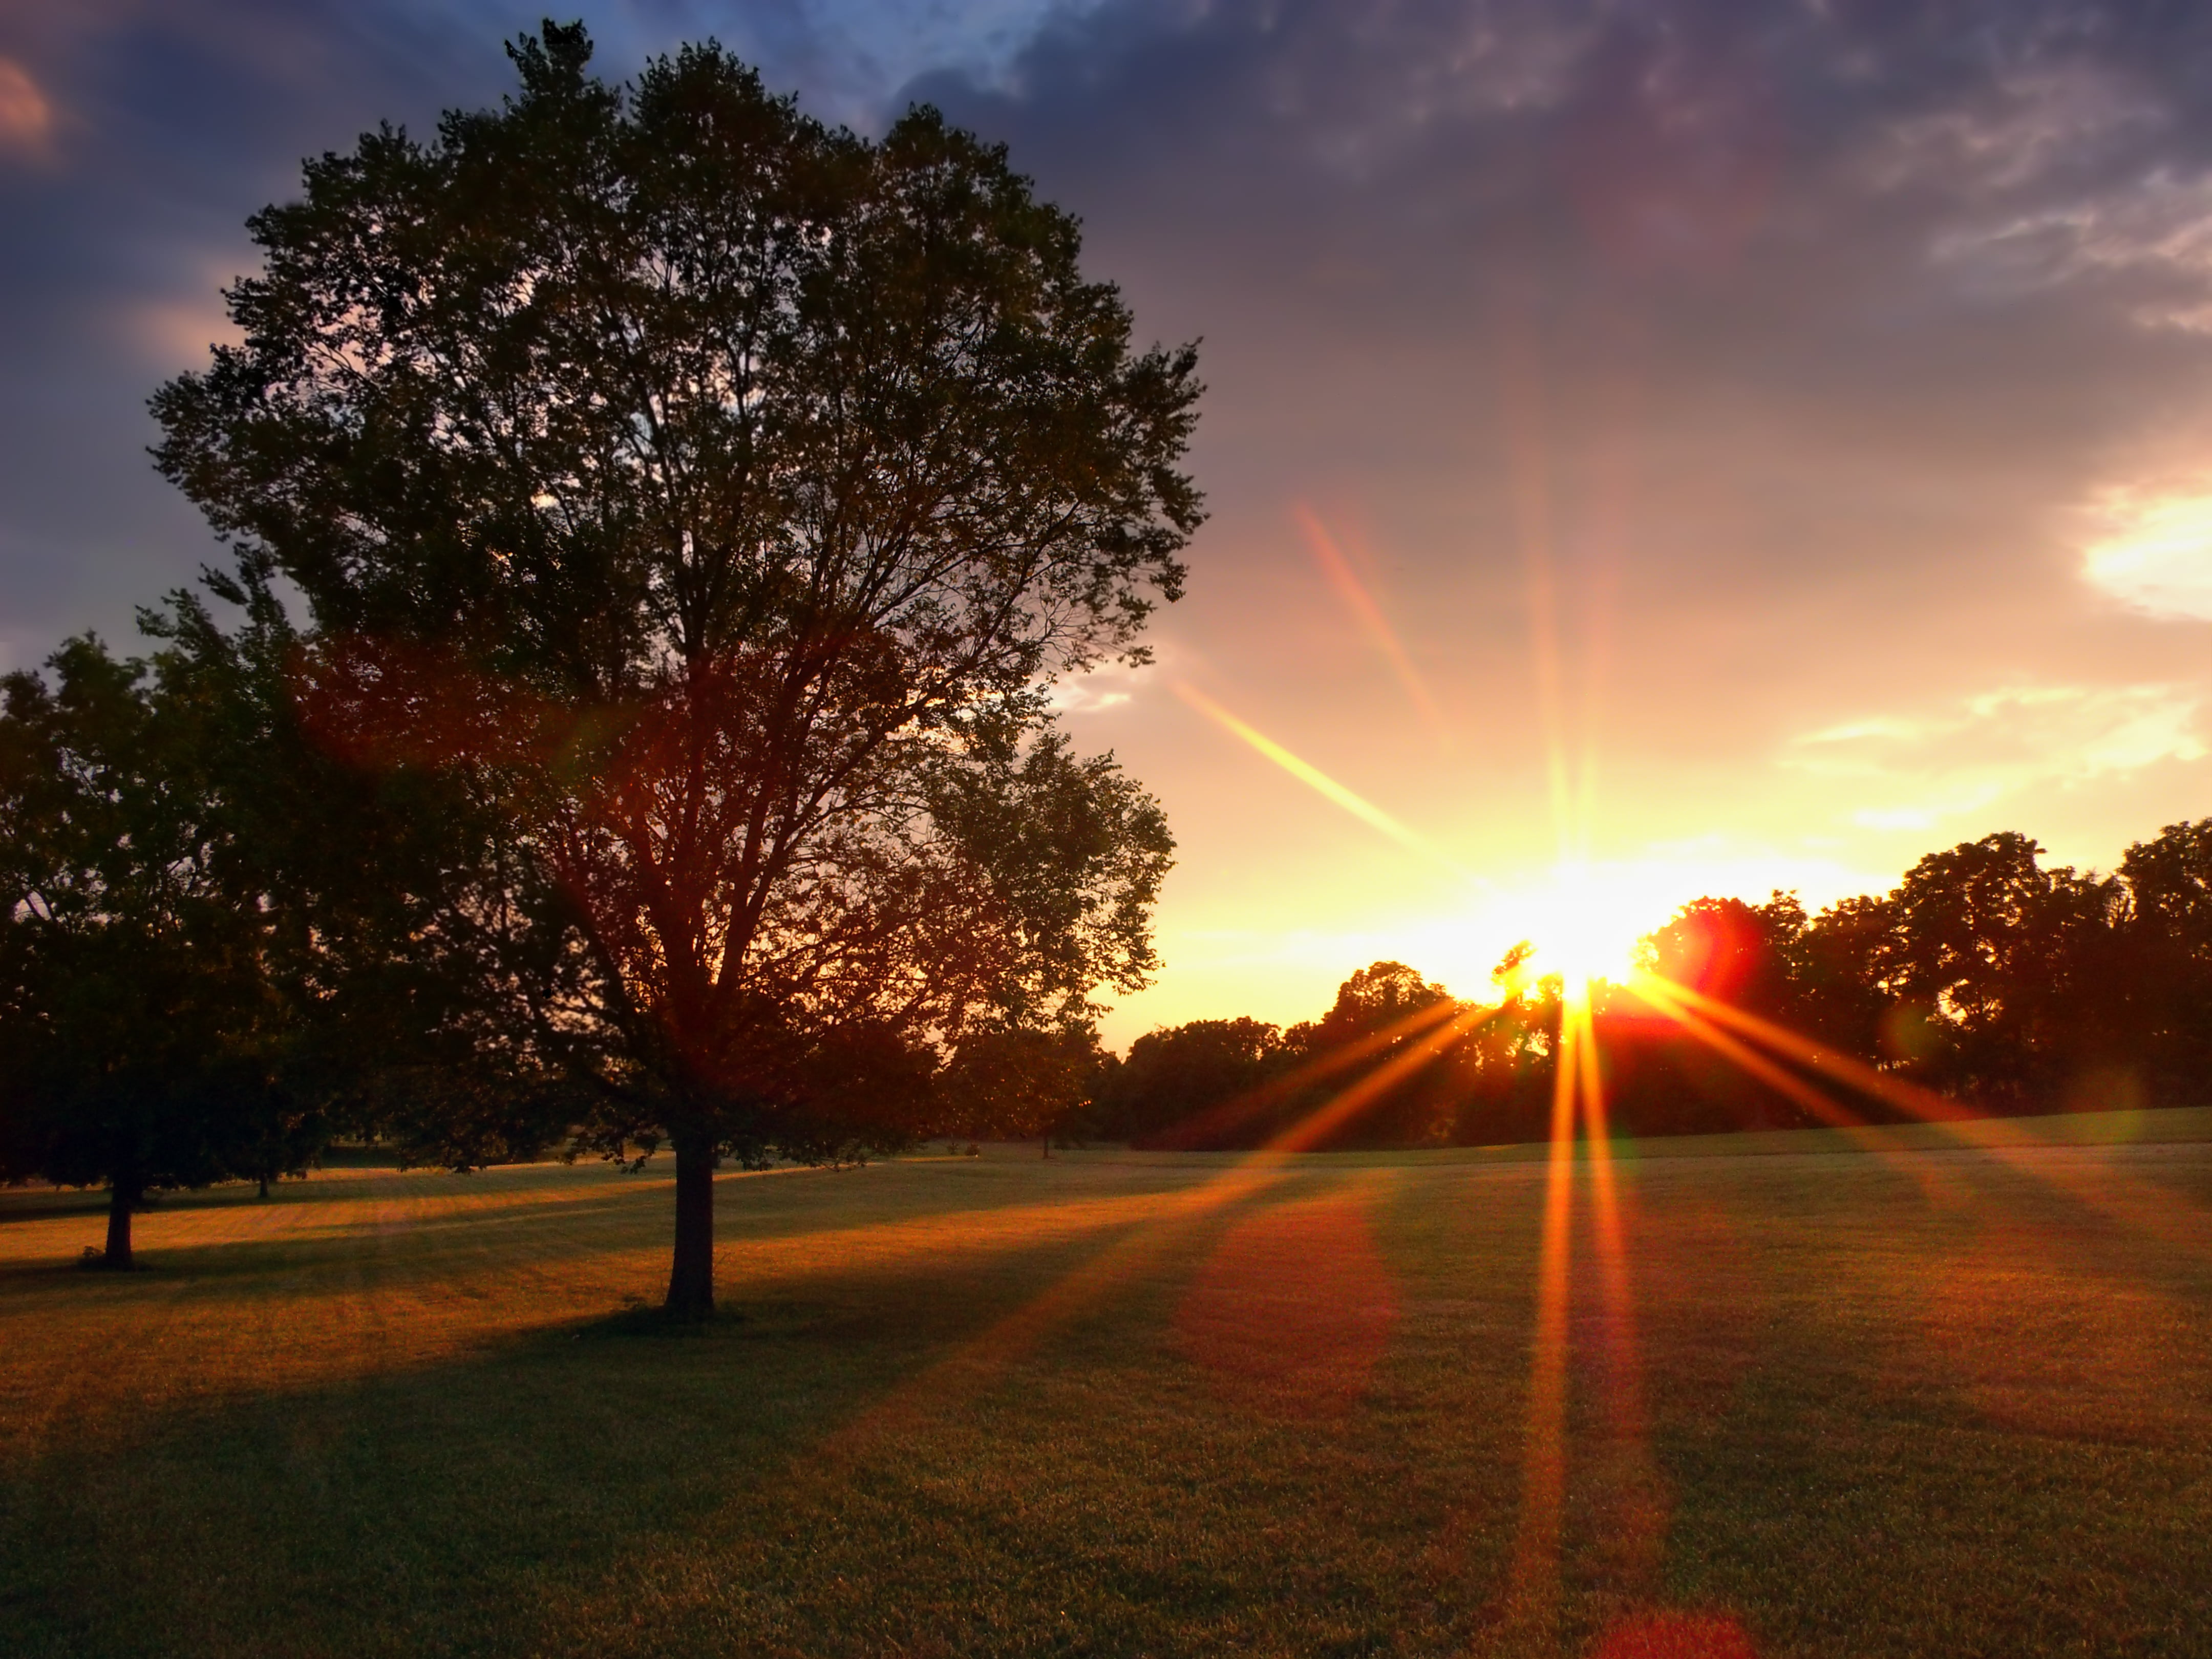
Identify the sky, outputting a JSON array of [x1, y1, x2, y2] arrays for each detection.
[[4, 0, 2211, 1046]]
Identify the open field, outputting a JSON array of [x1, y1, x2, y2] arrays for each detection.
[[5, 1113, 2212, 1657]]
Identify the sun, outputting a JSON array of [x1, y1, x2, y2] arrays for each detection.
[[1534, 863, 1644, 997], [1472, 861, 1653, 1003]]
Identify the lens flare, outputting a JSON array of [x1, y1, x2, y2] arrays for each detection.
[[1293, 503, 1452, 749], [1173, 682, 1478, 885], [1525, 860, 1642, 996]]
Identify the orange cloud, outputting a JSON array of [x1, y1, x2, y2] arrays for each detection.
[[0, 58, 53, 157]]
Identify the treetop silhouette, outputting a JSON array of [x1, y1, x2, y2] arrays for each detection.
[[151, 23, 1200, 1314]]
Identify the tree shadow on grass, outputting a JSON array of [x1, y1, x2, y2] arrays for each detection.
[[18, 1154, 2207, 1659], [0, 1177, 1317, 1659]]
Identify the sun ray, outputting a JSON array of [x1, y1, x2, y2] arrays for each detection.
[[1508, 977, 1583, 1626], [1173, 682, 1477, 885], [804, 1002, 1500, 1467], [1636, 971, 2212, 1245], [1292, 502, 1452, 750], [1624, 973, 1958, 1202], [1569, 988, 1668, 1593], [1144, 995, 1472, 1150], [1495, 318, 1645, 1624], [1262, 1003, 1494, 1153], [802, 1164, 1298, 1470]]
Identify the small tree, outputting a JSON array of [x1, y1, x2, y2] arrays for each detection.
[[938, 1024, 1106, 1154], [0, 637, 311, 1264], [152, 25, 1197, 1315], [1092, 1016, 1290, 1148]]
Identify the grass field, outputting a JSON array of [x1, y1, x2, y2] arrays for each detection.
[[4, 1112, 2211, 1657]]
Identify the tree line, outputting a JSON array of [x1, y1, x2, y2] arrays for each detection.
[[1064, 825, 2212, 1152], [1, 25, 1199, 1310]]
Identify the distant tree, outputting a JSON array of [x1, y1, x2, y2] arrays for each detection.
[[1305, 960, 1454, 1047], [1101, 965, 1472, 1152], [937, 1024, 1106, 1154], [151, 26, 1197, 1316], [1095, 1017, 1289, 1146], [1286, 961, 1463, 1145], [1629, 844, 2136, 1123], [2117, 819, 2212, 1103], [1450, 944, 1558, 1145], [1638, 894, 1805, 1018], [1790, 892, 1896, 1061], [0, 636, 312, 1265], [1867, 834, 2119, 1107], [1598, 894, 1828, 1135]]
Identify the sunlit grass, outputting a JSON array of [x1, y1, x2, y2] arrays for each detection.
[[3, 1116, 2210, 1656]]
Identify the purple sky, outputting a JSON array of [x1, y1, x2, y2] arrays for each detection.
[[5, 1, 2210, 1042]]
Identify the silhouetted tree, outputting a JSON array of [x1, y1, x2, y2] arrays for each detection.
[[1640, 895, 1805, 1018], [1305, 960, 1453, 1045], [151, 26, 1197, 1316], [2116, 819, 2212, 1104], [1096, 1017, 1290, 1146], [1619, 841, 2140, 1127], [0, 636, 313, 1264], [1090, 823, 2209, 1155], [1856, 834, 2118, 1107], [1286, 961, 1461, 1145], [1600, 894, 1827, 1134], [1450, 944, 1558, 1145], [937, 1024, 1105, 1153], [1791, 892, 1895, 1061], [1103, 964, 1478, 1151]]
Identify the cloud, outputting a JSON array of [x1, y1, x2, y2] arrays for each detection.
[[0, 56, 52, 157], [2081, 479, 2212, 619], [1936, 168, 2212, 331], [1791, 684, 2207, 833], [1048, 660, 1145, 716]]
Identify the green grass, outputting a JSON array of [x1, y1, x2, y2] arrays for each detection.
[[4, 1113, 2210, 1656]]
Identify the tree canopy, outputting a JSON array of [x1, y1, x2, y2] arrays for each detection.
[[150, 24, 1199, 1314], [0, 627, 322, 1264]]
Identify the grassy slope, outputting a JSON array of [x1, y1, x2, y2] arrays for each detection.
[[2, 1115, 2208, 1657]]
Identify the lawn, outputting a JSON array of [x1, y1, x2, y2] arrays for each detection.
[[3, 1114, 2210, 1657]]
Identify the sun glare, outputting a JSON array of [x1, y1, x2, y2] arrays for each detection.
[[1527, 864, 1643, 997], [1472, 862, 1653, 1000]]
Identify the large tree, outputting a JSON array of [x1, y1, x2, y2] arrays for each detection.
[[151, 25, 1197, 1315]]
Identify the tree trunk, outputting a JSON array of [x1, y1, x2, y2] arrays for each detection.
[[102, 1179, 138, 1269], [1041, 1133, 1051, 1159], [664, 1137, 716, 1319], [257, 1175, 270, 1200]]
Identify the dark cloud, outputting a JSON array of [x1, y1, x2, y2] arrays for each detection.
[[0, 0, 971, 666], [906, 0, 2212, 720]]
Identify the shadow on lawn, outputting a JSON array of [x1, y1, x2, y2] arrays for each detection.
[[0, 1172, 1338, 1659], [8, 1154, 2212, 1658]]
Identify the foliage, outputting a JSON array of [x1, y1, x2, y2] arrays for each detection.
[[1280, 961, 1463, 1148], [1093, 1016, 1292, 1147], [935, 1023, 1107, 1146], [0, 631, 320, 1262], [149, 25, 1198, 1312], [2117, 819, 2212, 1099]]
